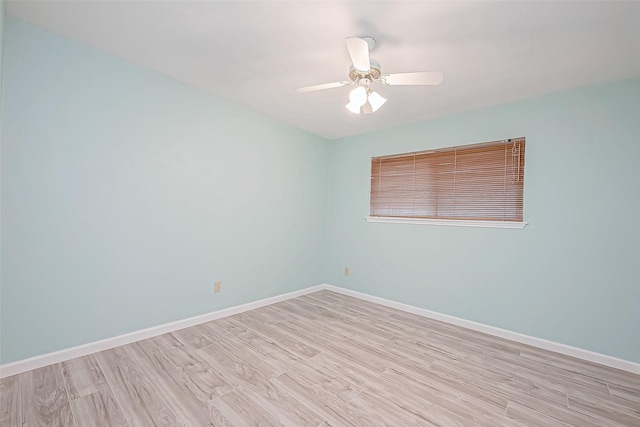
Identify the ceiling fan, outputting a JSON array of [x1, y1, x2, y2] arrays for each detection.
[[296, 37, 443, 114]]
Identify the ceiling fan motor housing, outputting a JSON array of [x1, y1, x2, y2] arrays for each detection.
[[349, 59, 382, 82]]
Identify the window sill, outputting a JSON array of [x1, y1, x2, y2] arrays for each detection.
[[365, 216, 528, 229]]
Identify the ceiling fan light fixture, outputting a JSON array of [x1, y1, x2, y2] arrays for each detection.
[[367, 91, 387, 112], [349, 86, 368, 107], [346, 87, 387, 114], [346, 85, 369, 114], [345, 100, 362, 114]]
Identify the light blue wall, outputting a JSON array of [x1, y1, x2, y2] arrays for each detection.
[[324, 78, 640, 363], [0, 17, 328, 364], [0, 5, 3, 101], [0, 0, 5, 363]]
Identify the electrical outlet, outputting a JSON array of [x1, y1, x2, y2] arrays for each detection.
[[344, 267, 350, 276], [214, 281, 222, 293]]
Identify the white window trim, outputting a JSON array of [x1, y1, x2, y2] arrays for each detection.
[[365, 216, 528, 229]]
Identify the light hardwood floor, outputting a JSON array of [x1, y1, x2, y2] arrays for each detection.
[[1, 290, 639, 426]]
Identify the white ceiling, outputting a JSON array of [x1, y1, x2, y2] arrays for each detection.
[[6, 1, 640, 140]]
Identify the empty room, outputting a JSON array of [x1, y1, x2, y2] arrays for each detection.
[[1, 1, 639, 426]]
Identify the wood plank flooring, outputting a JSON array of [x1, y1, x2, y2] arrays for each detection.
[[1, 290, 639, 426]]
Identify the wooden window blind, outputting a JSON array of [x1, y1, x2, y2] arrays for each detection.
[[370, 138, 525, 222]]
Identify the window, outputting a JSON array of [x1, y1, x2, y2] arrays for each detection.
[[368, 138, 526, 228]]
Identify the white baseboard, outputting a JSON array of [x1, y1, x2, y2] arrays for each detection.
[[0, 285, 325, 378], [322, 284, 640, 375], [3, 283, 638, 377]]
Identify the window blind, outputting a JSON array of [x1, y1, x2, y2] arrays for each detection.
[[370, 138, 526, 222]]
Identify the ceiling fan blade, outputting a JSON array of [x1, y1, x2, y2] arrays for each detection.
[[295, 81, 351, 93], [345, 37, 370, 72], [382, 71, 444, 86]]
